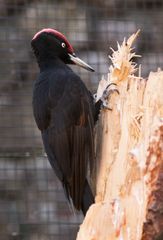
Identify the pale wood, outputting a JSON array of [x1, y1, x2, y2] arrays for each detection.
[[77, 32, 163, 240]]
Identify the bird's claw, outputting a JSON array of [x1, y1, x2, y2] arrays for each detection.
[[101, 83, 119, 110]]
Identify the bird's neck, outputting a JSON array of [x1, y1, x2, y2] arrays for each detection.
[[38, 58, 64, 71]]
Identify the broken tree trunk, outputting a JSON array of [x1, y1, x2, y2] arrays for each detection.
[[77, 31, 163, 240]]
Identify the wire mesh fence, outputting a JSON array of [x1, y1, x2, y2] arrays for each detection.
[[0, 0, 163, 239]]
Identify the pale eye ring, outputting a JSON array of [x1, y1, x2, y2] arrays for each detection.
[[61, 42, 66, 48]]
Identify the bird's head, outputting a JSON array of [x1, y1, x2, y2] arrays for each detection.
[[31, 28, 94, 72]]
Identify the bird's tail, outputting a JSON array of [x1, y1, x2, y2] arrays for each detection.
[[81, 179, 94, 216], [63, 178, 94, 216]]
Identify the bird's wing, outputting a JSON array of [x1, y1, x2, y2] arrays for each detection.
[[48, 74, 94, 210], [33, 75, 51, 130]]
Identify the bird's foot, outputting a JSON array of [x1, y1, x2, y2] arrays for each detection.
[[101, 83, 119, 110]]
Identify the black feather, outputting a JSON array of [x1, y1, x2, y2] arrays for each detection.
[[33, 59, 95, 212]]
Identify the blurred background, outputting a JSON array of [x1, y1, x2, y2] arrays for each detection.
[[0, 0, 163, 239]]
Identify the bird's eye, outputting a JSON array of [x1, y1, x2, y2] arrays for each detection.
[[61, 42, 66, 48]]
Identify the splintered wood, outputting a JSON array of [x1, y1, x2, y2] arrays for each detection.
[[77, 31, 163, 240]]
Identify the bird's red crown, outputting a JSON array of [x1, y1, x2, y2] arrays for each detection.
[[32, 28, 74, 54]]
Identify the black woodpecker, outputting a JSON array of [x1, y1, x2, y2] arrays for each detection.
[[31, 28, 102, 215]]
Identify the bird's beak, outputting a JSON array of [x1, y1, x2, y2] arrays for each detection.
[[68, 53, 95, 72]]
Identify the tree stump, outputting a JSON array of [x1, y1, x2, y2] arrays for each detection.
[[76, 31, 163, 240]]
